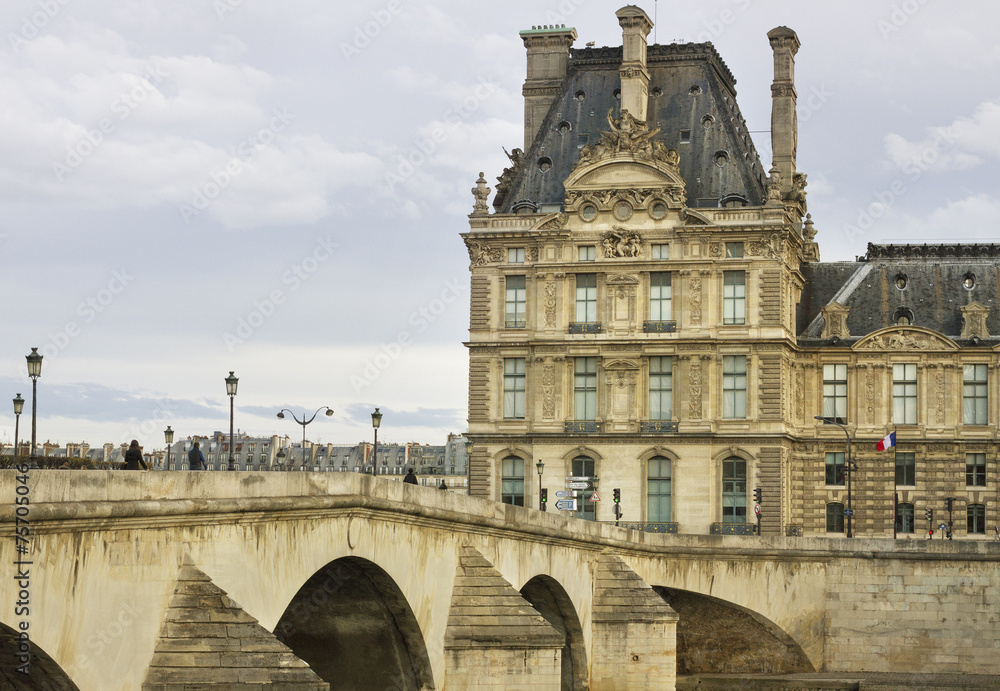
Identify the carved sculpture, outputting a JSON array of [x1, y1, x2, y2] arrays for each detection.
[[471, 172, 491, 215], [573, 109, 678, 171], [465, 240, 503, 268], [493, 147, 523, 210], [601, 227, 642, 258]]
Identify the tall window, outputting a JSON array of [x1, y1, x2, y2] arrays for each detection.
[[503, 358, 526, 419], [722, 355, 747, 419], [826, 502, 845, 533], [574, 357, 597, 420], [576, 274, 597, 323], [723, 271, 745, 325], [968, 504, 986, 535], [505, 276, 526, 328], [963, 364, 988, 425], [500, 456, 524, 506], [823, 364, 847, 423], [721, 457, 746, 524], [966, 453, 986, 486], [896, 502, 915, 534], [893, 363, 917, 425], [895, 452, 915, 486], [572, 456, 596, 521], [825, 452, 845, 486], [647, 456, 672, 522], [649, 272, 672, 320], [649, 357, 673, 421]]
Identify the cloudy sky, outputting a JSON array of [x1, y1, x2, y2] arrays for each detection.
[[1, 0, 998, 451]]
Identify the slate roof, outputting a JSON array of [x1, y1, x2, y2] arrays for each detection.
[[798, 244, 1000, 344], [495, 42, 767, 212]]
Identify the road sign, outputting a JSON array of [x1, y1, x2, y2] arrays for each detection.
[[591, 492, 601, 502], [565, 476, 591, 482], [555, 499, 577, 511], [555, 490, 578, 498], [938, 523, 948, 531], [843, 509, 854, 516], [754, 503, 760, 516], [565, 481, 590, 490]]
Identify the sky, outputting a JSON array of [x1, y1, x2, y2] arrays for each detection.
[[1, 0, 999, 451]]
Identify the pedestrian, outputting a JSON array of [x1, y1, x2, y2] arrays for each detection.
[[403, 467, 418, 485], [188, 441, 207, 471], [124, 440, 148, 470], [438, 480, 448, 490]]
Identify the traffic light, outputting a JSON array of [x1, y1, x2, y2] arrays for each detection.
[[945, 497, 953, 512], [613, 488, 621, 503], [540, 488, 547, 504], [925, 508, 933, 522], [753, 487, 762, 504]]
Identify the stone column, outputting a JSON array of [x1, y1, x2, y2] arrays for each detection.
[[616, 6, 653, 122], [767, 26, 800, 197]]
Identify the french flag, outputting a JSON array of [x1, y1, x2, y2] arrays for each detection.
[[876, 431, 896, 451]]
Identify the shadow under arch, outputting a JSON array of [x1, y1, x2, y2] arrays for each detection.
[[520, 575, 588, 691], [273, 556, 435, 691], [653, 586, 814, 675], [0, 622, 80, 690]]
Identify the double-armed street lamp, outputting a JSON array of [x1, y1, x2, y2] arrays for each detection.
[[164, 426, 174, 471], [815, 415, 857, 538], [26, 348, 42, 466], [277, 406, 334, 471], [226, 371, 239, 470], [13, 394, 24, 462], [370, 407, 382, 475]]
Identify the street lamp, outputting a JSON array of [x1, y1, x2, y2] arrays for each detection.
[[276, 447, 288, 471], [815, 415, 857, 538], [13, 394, 24, 463], [26, 348, 42, 466], [226, 371, 238, 470], [164, 426, 174, 471], [371, 407, 382, 475], [536, 459, 545, 512], [277, 406, 333, 472], [464, 438, 473, 495]]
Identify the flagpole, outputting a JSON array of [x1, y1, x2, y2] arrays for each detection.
[[892, 427, 898, 540]]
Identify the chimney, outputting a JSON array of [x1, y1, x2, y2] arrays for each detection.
[[520, 23, 577, 149], [616, 6, 653, 122], [767, 26, 801, 196]]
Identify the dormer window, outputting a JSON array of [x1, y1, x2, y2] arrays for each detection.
[[893, 307, 914, 325], [894, 273, 908, 290], [963, 272, 976, 290]]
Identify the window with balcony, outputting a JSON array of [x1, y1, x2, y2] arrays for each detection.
[[574, 357, 598, 421], [501, 456, 524, 506], [647, 456, 672, 522], [722, 355, 747, 419], [721, 457, 746, 524], [649, 272, 671, 320], [575, 274, 597, 323], [648, 357, 673, 421]]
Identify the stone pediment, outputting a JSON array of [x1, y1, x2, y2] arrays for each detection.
[[603, 358, 640, 370], [565, 156, 683, 191], [852, 326, 958, 352]]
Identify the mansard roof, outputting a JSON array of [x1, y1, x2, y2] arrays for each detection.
[[799, 243, 1000, 344], [495, 42, 767, 213]]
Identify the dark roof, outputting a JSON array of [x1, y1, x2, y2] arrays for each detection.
[[495, 42, 767, 213], [798, 244, 1000, 342]]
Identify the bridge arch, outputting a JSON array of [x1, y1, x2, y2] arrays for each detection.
[[0, 621, 80, 690], [519, 574, 588, 691], [273, 556, 435, 691], [653, 586, 813, 675]]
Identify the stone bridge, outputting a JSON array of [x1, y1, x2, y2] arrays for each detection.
[[1, 471, 998, 690]]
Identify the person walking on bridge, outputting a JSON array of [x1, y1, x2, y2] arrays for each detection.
[[188, 441, 207, 471], [124, 440, 148, 470], [403, 467, 418, 485]]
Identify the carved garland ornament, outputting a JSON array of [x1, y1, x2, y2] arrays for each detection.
[[688, 357, 703, 419]]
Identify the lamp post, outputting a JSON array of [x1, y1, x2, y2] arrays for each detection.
[[277, 407, 333, 472], [371, 407, 382, 476], [26, 348, 42, 467], [225, 371, 238, 470], [464, 438, 473, 495], [276, 447, 287, 471], [536, 459, 545, 512], [163, 426, 174, 471], [13, 394, 24, 463], [815, 415, 857, 538]]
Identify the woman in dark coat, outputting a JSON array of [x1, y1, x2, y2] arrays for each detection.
[[124, 439, 148, 470]]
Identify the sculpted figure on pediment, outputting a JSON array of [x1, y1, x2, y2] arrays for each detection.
[[601, 227, 642, 258], [854, 327, 957, 352]]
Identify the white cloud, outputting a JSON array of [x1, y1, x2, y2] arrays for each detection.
[[884, 100, 1000, 173]]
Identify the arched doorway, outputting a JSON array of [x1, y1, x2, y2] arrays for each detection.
[[520, 575, 588, 691], [274, 557, 435, 690], [0, 622, 80, 690]]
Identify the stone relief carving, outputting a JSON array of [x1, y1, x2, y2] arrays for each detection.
[[465, 239, 504, 267], [795, 368, 805, 421], [471, 172, 491, 216], [601, 227, 642, 258], [544, 280, 557, 327], [936, 370, 946, 425], [961, 302, 990, 339], [688, 356, 703, 419], [542, 363, 555, 419], [785, 172, 808, 213], [858, 330, 938, 351], [534, 213, 568, 231], [749, 233, 784, 261], [574, 109, 680, 170], [709, 242, 723, 259], [526, 247, 539, 262], [493, 147, 523, 210], [820, 302, 851, 340], [766, 168, 783, 204], [866, 370, 875, 424], [688, 272, 703, 326]]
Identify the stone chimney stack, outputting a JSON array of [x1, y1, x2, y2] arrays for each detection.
[[520, 23, 577, 150], [616, 6, 653, 122], [767, 26, 801, 196]]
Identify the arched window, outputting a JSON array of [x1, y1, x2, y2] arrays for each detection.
[[895, 502, 914, 534], [968, 504, 986, 535], [500, 456, 524, 506], [721, 457, 746, 524], [647, 456, 672, 522], [572, 455, 596, 521], [827, 502, 845, 533]]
